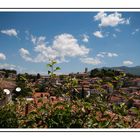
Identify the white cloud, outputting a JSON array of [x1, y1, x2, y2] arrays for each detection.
[[80, 57, 101, 65], [20, 33, 90, 63], [93, 31, 104, 38], [31, 35, 36, 44], [52, 34, 89, 58], [123, 60, 133, 65], [19, 48, 33, 62], [1, 29, 18, 37], [131, 28, 140, 35], [34, 45, 58, 62], [82, 34, 89, 42], [94, 12, 130, 27], [20, 48, 30, 56], [0, 53, 6, 60], [97, 52, 118, 58], [97, 53, 104, 58], [94, 12, 106, 21], [31, 34, 46, 45], [107, 52, 118, 57]]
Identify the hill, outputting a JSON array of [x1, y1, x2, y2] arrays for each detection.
[[101, 66, 140, 76]]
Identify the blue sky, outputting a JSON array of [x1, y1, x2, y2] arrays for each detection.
[[0, 12, 140, 74]]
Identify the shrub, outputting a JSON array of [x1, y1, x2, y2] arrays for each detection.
[[0, 103, 18, 128]]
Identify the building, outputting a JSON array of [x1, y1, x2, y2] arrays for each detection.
[[85, 68, 88, 73], [102, 84, 113, 93], [8, 73, 16, 79], [132, 78, 140, 87], [0, 71, 6, 78]]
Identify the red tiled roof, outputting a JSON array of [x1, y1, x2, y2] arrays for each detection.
[[0, 80, 16, 90], [33, 92, 50, 98], [132, 78, 140, 82], [32, 92, 66, 107], [110, 96, 122, 102], [133, 99, 140, 108]]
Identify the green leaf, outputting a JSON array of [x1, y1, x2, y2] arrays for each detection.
[[116, 123, 124, 128], [114, 76, 119, 81], [52, 60, 57, 65], [28, 111, 37, 116], [100, 121, 110, 128], [130, 107, 139, 114], [55, 67, 61, 71], [120, 103, 125, 108], [48, 71, 51, 74], [20, 75, 27, 81], [47, 64, 52, 67], [38, 98, 43, 103], [52, 73, 56, 77], [72, 78, 78, 86]]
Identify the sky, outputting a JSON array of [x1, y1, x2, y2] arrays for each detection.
[[0, 12, 140, 75]]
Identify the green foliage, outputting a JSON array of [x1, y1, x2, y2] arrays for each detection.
[[35, 83, 47, 92], [1, 91, 140, 128], [1, 60, 140, 128], [90, 68, 126, 79], [0, 104, 18, 128], [0, 69, 17, 78], [13, 74, 32, 99], [59, 75, 65, 80], [0, 88, 6, 100], [46, 59, 61, 96], [47, 59, 61, 78]]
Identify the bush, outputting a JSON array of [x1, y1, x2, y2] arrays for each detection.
[[0, 104, 18, 128], [0, 88, 5, 100]]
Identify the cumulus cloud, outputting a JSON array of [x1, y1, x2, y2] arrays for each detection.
[[96, 53, 105, 58], [34, 45, 59, 63], [81, 34, 89, 42], [31, 35, 36, 44], [20, 33, 90, 63], [0, 53, 6, 60], [93, 31, 104, 38], [123, 60, 133, 65], [31, 35, 46, 45], [1, 29, 18, 37], [97, 52, 118, 58], [52, 34, 89, 57], [19, 48, 33, 62], [107, 52, 118, 57], [131, 28, 140, 35], [94, 12, 130, 27], [80, 57, 101, 65]]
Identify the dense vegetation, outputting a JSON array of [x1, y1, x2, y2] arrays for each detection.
[[0, 60, 140, 128], [0, 69, 17, 78], [0, 69, 17, 74], [98, 66, 140, 76]]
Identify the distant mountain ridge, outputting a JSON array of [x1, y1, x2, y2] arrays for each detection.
[[100, 66, 140, 76]]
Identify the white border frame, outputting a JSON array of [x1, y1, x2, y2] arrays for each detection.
[[0, 8, 140, 132], [0, 8, 140, 12]]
